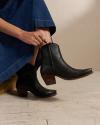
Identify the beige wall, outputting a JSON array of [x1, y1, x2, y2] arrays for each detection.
[[45, 0, 100, 71]]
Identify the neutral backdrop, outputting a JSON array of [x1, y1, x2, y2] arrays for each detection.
[[45, 0, 100, 71]]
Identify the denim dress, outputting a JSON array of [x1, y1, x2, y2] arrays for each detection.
[[0, 0, 56, 84]]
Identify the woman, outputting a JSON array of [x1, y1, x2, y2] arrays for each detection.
[[0, 0, 93, 98]]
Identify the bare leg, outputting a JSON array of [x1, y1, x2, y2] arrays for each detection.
[[29, 46, 41, 65]]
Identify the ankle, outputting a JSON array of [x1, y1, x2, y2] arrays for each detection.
[[29, 61, 35, 66]]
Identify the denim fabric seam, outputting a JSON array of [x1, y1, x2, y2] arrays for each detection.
[[0, 54, 32, 76], [0, 54, 33, 83]]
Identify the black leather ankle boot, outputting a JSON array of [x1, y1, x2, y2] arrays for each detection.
[[32, 47, 57, 85], [40, 43, 93, 85], [16, 63, 57, 98]]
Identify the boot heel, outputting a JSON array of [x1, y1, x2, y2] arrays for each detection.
[[17, 89, 28, 97], [41, 73, 56, 85]]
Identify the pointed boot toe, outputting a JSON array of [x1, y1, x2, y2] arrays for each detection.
[[76, 68, 93, 78]]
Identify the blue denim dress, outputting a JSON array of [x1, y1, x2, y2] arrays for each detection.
[[0, 0, 56, 84]]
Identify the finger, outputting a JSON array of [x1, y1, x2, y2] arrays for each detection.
[[35, 35, 44, 44], [31, 40, 38, 46], [45, 36, 52, 44], [31, 37, 40, 45], [45, 31, 52, 42], [42, 31, 50, 43], [37, 36, 47, 46], [31, 42, 37, 46], [32, 33, 44, 45], [34, 39, 43, 46], [39, 35, 48, 44], [30, 39, 38, 46]]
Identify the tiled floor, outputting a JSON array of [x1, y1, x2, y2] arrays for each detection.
[[0, 71, 100, 125]]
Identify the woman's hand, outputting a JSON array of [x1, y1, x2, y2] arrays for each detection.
[[36, 28, 52, 44], [19, 29, 52, 47], [0, 18, 52, 47], [19, 30, 45, 46]]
